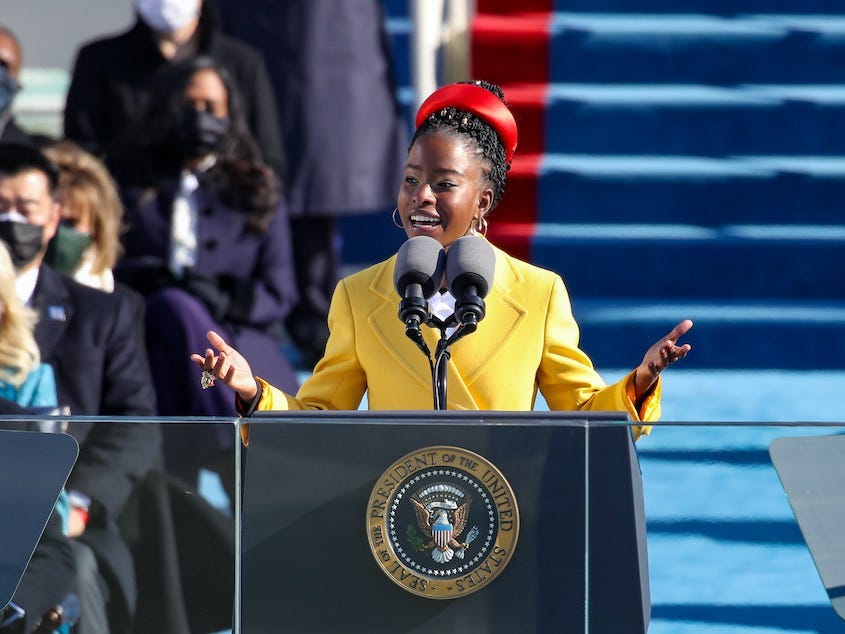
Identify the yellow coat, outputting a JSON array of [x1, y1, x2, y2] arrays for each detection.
[[256, 243, 659, 430]]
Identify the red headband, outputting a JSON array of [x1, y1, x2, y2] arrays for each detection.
[[415, 83, 518, 165]]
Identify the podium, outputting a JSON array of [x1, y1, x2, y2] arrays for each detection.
[[238, 411, 649, 634], [0, 429, 79, 612]]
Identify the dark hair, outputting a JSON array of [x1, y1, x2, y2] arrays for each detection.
[[410, 80, 509, 210], [0, 143, 60, 195], [113, 57, 279, 231]]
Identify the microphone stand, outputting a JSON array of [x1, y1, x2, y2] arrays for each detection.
[[426, 314, 479, 410], [400, 296, 483, 410]]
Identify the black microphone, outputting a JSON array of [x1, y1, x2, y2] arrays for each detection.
[[445, 235, 496, 330], [393, 236, 446, 331]]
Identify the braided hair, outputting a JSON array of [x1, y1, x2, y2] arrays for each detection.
[[410, 80, 510, 210]]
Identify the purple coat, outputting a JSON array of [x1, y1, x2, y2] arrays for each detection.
[[119, 179, 298, 328], [117, 179, 299, 418]]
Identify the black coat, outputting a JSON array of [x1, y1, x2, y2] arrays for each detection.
[[31, 267, 161, 632], [0, 116, 36, 147], [63, 6, 284, 176]]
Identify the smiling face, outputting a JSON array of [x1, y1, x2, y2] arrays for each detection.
[[397, 132, 494, 249]]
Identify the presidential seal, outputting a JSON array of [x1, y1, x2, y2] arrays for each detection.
[[366, 446, 519, 599]]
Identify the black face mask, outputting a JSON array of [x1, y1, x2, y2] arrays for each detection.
[[176, 108, 229, 159], [0, 65, 20, 116], [0, 220, 45, 269]]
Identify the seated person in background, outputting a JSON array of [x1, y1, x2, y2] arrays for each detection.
[[194, 81, 693, 428], [0, 241, 56, 410], [110, 56, 298, 490], [0, 25, 33, 146], [42, 141, 124, 292], [63, 0, 284, 175], [0, 142, 160, 634], [0, 241, 76, 634], [42, 141, 236, 634], [42, 140, 152, 375]]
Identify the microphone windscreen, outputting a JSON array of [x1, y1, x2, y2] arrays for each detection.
[[445, 236, 496, 298], [393, 236, 446, 298]]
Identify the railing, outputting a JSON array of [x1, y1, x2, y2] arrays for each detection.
[[2, 415, 843, 633]]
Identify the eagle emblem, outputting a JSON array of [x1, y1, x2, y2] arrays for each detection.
[[411, 489, 479, 563], [367, 446, 520, 599]]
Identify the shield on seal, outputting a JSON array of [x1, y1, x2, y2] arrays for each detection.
[[432, 510, 453, 549]]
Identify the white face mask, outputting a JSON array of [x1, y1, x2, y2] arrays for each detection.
[[135, 0, 201, 33]]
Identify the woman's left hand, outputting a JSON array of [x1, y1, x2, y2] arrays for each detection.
[[634, 319, 693, 398]]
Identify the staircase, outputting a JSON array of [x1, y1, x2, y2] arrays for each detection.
[[472, 0, 845, 373], [374, 1, 845, 632], [371, 0, 845, 373]]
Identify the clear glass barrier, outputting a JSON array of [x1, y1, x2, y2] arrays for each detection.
[[588, 419, 845, 634], [2, 415, 844, 634], [0, 416, 239, 634]]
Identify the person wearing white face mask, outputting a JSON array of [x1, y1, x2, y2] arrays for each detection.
[[63, 0, 285, 177], [135, 0, 201, 36]]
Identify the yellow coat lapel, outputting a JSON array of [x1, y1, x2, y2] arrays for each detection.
[[365, 245, 528, 409], [367, 255, 434, 391], [447, 246, 527, 394]]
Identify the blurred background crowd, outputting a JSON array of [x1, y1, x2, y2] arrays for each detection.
[[0, 1, 420, 632]]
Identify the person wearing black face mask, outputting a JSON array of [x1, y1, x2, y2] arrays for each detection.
[[63, 0, 284, 176], [0, 142, 162, 634], [0, 25, 35, 147], [110, 57, 299, 497]]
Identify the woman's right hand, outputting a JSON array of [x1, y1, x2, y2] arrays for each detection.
[[191, 330, 259, 401]]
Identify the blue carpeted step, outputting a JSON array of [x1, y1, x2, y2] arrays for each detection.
[[549, 14, 845, 84], [524, 224, 844, 299], [543, 85, 845, 156], [339, 210, 406, 269], [571, 299, 845, 370], [532, 155, 845, 226], [385, 17, 413, 93], [382, 0, 410, 18]]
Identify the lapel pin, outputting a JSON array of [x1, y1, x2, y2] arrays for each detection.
[[48, 305, 67, 322]]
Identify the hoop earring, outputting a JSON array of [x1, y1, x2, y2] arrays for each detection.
[[475, 215, 489, 237], [391, 207, 404, 229]]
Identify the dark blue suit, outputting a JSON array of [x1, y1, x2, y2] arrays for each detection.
[[32, 266, 160, 632]]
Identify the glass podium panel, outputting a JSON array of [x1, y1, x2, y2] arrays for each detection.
[[590, 420, 845, 634], [238, 410, 622, 634], [0, 416, 239, 634]]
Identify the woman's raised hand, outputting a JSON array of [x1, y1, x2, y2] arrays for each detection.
[[634, 319, 693, 398], [191, 330, 259, 401]]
